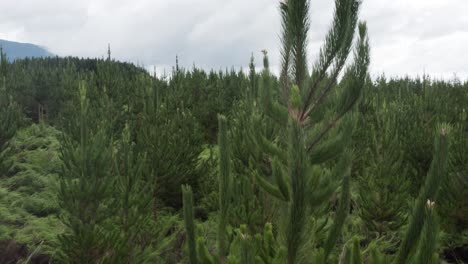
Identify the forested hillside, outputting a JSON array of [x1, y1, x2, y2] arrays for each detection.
[[0, 0, 466, 263]]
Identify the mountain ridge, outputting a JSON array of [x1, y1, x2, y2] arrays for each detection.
[[0, 39, 54, 61]]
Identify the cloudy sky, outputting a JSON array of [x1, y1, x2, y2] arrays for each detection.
[[1, 0, 467, 80]]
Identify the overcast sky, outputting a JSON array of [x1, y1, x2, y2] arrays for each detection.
[[1, 0, 467, 80]]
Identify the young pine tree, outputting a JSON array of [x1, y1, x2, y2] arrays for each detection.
[[136, 83, 204, 213], [349, 125, 451, 264], [110, 124, 158, 262], [252, 0, 370, 263], [248, 53, 258, 101], [437, 123, 468, 253], [182, 0, 371, 263], [357, 105, 410, 243], [58, 82, 115, 263], [229, 52, 281, 234], [182, 114, 234, 264], [413, 200, 440, 264], [395, 124, 450, 264]]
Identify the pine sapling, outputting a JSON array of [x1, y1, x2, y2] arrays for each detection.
[[414, 200, 440, 264], [182, 185, 198, 264], [395, 124, 450, 264]]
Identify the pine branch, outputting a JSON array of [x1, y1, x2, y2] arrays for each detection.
[[300, 0, 360, 119], [182, 185, 198, 264], [323, 152, 351, 259], [218, 114, 231, 263]]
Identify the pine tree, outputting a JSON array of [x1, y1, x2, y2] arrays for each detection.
[[251, 0, 370, 263], [249, 53, 257, 101], [339, 125, 451, 263], [0, 47, 8, 77], [357, 106, 410, 242], [136, 83, 204, 212], [437, 123, 467, 252], [57, 81, 115, 263], [0, 80, 21, 145], [0, 79, 23, 171], [0, 48, 20, 152], [394, 124, 450, 264], [107, 43, 112, 61], [413, 200, 439, 264], [181, 114, 234, 264], [217, 114, 231, 263], [111, 124, 156, 262], [182, 185, 198, 264], [229, 52, 281, 234]]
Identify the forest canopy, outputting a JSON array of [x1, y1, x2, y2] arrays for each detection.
[[0, 0, 466, 263]]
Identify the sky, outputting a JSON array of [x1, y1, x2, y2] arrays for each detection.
[[0, 0, 467, 80]]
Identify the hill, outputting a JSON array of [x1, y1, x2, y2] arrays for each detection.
[[0, 39, 54, 61]]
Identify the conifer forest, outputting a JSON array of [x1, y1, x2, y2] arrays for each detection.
[[0, 0, 467, 263]]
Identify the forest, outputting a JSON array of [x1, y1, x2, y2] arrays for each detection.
[[0, 0, 467, 263]]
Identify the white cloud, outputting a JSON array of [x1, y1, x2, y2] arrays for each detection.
[[360, 0, 468, 79], [0, 0, 466, 79]]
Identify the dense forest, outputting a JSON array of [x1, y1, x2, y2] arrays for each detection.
[[0, 0, 467, 263]]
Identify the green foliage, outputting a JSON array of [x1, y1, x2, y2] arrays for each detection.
[[57, 82, 183, 263], [437, 124, 468, 252], [0, 124, 63, 257], [196, 146, 220, 213], [323, 151, 352, 259], [111, 124, 161, 262], [251, 0, 370, 263], [395, 124, 450, 264], [369, 244, 388, 264], [181, 115, 235, 264], [0, 80, 25, 170], [413, 201, 439, 264], [136, 85, 204, 210], [0, 1, 466, 263], [351, 237, 363, 264], [217, 114, 231, 262], [0, 46, 8, 76], [356, 107, 410, 249], [57, 82, 115, 263], [182, 185, 198, 264], [228, 74, 282, 233], [248, 53, 258, 101]]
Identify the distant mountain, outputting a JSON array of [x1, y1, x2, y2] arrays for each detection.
[[0, 39, 54, 61]]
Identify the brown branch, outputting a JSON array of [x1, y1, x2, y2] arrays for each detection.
[[280, 71, 291, 104], [301, 68, 341, 122], [300, 49, 340, 120], [307, 96, 358, 153], [300, 68, 328, 119]]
